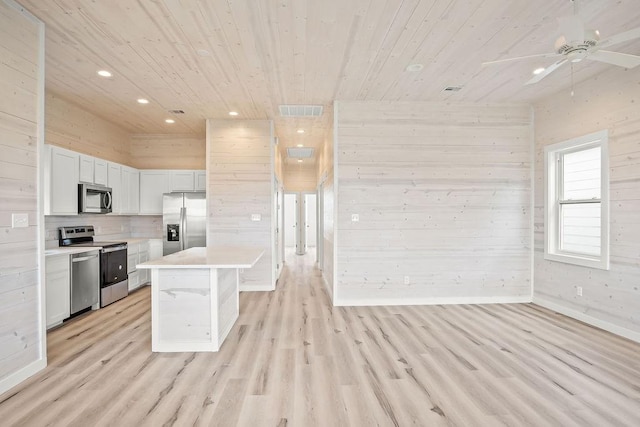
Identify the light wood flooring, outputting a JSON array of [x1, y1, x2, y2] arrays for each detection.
[[1, 251, 640, 426]]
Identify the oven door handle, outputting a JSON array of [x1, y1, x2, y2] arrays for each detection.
[[72, 254, 99, 263]]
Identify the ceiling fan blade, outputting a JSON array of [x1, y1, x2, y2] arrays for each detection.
[[597, 27, 640, 49], [525, 59, 568, 85], [588, 50, 640, 68], [482, 52, 560, 67], [558, 15, 585, 44]]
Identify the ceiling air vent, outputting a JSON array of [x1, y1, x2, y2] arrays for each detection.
[[279, 104, 323, 117], [168, 109, 185, 114], [442, 86, 462, 92], [286, 147, 315, 158]]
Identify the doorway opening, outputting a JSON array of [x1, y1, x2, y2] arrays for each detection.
[[284, 192, 317, 258]]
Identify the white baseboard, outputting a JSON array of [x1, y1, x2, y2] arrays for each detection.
[[334, 295, 532, 307], [533, 296, 640, 344], [0, 358, 46, 396]]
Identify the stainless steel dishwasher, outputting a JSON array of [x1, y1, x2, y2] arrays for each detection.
[[71, 250, 100, 315]]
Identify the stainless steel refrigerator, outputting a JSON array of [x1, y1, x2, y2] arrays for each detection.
[[163, 192, 206, 255]]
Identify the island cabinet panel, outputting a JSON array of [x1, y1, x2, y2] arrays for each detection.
[[217, 268, 238, 343], [154, 269, 213, 348]]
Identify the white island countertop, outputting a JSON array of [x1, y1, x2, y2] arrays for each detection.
[[137, 246, 264, 270]]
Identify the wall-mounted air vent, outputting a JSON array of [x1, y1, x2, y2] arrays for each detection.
[[442, 86, 462, 92], [286, 147, 315, 158], [279, 105, 323, 117], [168, 109, 185, 114]]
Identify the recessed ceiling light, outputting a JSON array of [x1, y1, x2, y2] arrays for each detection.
[[405, 63, 424, 72], [137, 98, 149, 104], [296, 144, 304, 147], [297, 159, 303, 163], [297, 129, 305, 134], [533, 67, 546, 75], [229, 111, 239, 116], [165, 119, 175, 124], [97, 70, 112, 78]]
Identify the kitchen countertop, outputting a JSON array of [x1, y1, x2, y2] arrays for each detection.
[[137, 246, 264, 269], [124, 238, 162, 245]]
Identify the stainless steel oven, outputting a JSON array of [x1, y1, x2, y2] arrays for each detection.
[[59, 226, 128, 308]]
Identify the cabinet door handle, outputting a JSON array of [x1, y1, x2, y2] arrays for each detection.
[[72, 254, 99, 263]]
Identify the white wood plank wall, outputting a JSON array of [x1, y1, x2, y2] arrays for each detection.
[[335, 101, 532, 305], [283, 163, 317, 192], [533, 67, 640, 339], [0, 0, 43, 392], [45, 91, 130, 164], [206, 120, 274, 291], [130, 134, 205, 170], [317, 114, 335, 299]]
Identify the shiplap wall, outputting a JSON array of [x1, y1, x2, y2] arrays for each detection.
[[335, 101, 532, 305], [317, 114, 335, 299], [533, 67, 640, 340], [206, 119, 274, 291], [45, 92, 130, 164], [0, 0, 44, 393], [129, 134, 205, 169], [283, 163, 316, 192]]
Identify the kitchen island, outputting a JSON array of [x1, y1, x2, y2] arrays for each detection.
[[137, 246, 264, 352]]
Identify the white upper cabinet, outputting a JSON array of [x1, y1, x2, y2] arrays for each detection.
[[79, 154, 109, 187], [170, 170, 196, 192], [169, 170, 206, 192], [107, 162, 122, 214], [121, 166, 140, 215], [94, 159, 108, 186], [195, 170, 206, 191], [139, 170, 170, 215], [79, 154, 94, 183], [45, 145, 79, 215]]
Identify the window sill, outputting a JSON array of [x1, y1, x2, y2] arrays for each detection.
[[544, 251, 609, 270]]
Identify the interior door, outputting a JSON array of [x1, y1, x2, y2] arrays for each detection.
[[184, 192, 206, 249]]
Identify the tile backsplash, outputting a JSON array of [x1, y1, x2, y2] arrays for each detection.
[[45, 215, 162, 248]]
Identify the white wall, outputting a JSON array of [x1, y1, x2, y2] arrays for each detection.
[[533, 67, 640, 341], [334, 101, 533, 305], [206, 119, 275, 291], [0, 0, 45, 394], [284, 163, 316, 192]]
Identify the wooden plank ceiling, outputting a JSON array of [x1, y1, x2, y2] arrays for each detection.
[[18, 0, 640, 164]]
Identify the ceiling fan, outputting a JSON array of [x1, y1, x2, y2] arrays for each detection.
[[482, 0, 640, 85]]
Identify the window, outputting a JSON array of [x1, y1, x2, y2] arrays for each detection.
[[544, 130, 609, 270]]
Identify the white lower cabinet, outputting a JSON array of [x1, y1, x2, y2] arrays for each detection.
[[45, 255, 70, 329], [149, 239, 163, 261], [128, 241, 151, 291]]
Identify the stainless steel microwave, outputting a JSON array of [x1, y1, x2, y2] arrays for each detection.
[[78, 183, 112, 214]]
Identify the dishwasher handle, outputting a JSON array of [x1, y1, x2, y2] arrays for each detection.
[[72, 254, 99, 263]]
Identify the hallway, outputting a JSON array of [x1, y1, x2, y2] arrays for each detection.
[[1, 251, 640, 426]]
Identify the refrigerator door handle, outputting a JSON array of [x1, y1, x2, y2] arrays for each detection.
[[181, 206, 187, 251]]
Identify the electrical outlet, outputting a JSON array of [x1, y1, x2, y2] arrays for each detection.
[[351, 214, 359, 222], [251, 214, 262, 221], [11, 213, 28, 228], [576, 286, 583, 297], [404, 275, 410, 285]]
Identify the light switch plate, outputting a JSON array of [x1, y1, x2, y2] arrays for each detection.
[[251, 214, 262, 221], [12, 213, 29, 228], [351, 214, 359, 222]]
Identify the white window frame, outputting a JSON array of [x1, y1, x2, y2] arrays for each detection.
[[544, 130, 609, 270]]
